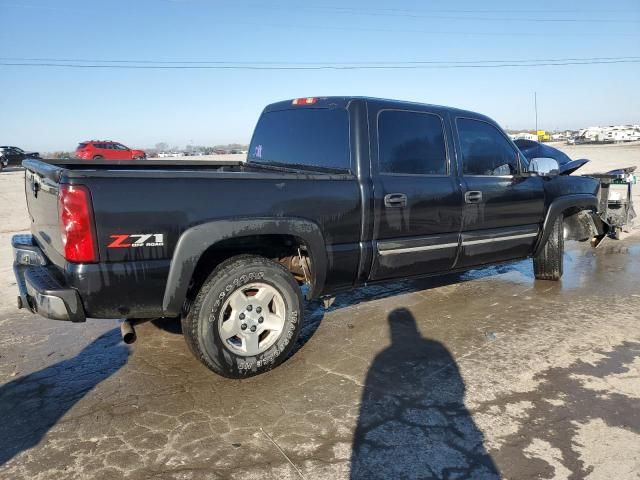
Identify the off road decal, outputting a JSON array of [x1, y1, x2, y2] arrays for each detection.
[[108, 234, 164, 248]]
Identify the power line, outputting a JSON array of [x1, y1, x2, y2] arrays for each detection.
[[5, 0, 639, 15], [242, 22, 639, 37], [229, 2, 640, 23], [299, 6, 639, 14], [3, 0, 638, 25], [1, 59, 639, 70], [2, 56, 640, 66]]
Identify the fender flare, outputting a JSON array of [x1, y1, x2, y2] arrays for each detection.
[[533, 194, 598, 256], [162, 217, 327, 316]]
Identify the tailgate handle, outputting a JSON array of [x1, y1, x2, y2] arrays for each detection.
[[30, 179, 40, 197], [464, 191, 483, 204], [384, 193, 408, 208]]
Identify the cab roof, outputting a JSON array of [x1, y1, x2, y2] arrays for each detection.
[[263, 96, 493, 123]]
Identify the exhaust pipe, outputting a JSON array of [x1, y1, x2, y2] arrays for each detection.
[[120, 319, 137, 344]]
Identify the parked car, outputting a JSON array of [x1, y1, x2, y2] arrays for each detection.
[[0, 146, 40, 171], [75, 141, 146, 160], [158, 151, 182, 158], [13, 96, 605, 379]]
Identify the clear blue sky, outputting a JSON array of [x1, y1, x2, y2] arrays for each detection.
[[1, 0, 639, 152]]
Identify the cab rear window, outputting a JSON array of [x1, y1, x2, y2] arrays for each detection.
[[248, 108, 350, 172]]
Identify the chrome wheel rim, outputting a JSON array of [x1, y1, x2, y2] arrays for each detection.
[[217, 282, 286, 356]]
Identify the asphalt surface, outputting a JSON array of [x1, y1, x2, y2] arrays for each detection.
[[0, 148, 639, 479]]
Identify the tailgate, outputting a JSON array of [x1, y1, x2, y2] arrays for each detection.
[[23, 159, 66, 267]]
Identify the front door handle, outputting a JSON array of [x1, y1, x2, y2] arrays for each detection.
[[464, 191, 483, 204], [384, 193, 408, 208]]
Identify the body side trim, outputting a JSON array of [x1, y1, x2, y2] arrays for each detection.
[[463, 232, 538, 246], [378, 242, 459, 255]]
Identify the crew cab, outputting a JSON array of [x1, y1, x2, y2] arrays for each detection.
[[75, 140, 146, 160], [13, 97, 604, 378]]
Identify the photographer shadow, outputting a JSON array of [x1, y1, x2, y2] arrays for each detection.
[[350, 308, 499, 479]]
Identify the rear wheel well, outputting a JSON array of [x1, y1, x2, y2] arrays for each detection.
[[184, 234, 312, 310]]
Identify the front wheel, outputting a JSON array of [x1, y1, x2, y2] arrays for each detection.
[[181, 255, 303, 378], [533, 215, 564, 280]]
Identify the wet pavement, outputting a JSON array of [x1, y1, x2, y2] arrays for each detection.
[[1, 231, 639, 479], [2, 155, 640, 479]]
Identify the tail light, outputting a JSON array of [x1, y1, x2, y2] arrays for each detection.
[[58, 184, 98, 263]]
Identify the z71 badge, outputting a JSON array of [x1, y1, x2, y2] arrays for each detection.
[[108, 234, 165, 248]]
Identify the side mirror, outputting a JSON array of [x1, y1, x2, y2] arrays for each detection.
[[528, 157, 560, 176]]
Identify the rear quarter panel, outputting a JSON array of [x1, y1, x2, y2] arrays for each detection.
[[76, 173, 361, 263], [64, 171, 362, 315]]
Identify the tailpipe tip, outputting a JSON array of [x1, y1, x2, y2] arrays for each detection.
[[120, 320, 137, 344]]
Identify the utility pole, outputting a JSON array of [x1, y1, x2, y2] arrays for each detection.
[[534, 91, 538, 134]]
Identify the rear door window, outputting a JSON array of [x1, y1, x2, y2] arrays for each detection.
[[378, 110, 448, 175], [248, 108, 351, 172], [457, 118, 519, 176]]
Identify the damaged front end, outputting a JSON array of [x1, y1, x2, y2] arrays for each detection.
[[565, 167, 636, 247], [588, 167, 637, 240], [564, 209, 609, 248]]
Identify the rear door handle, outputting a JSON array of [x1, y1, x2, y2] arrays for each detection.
[[384, 193, 408, 208], [464, 191, 483, 204]]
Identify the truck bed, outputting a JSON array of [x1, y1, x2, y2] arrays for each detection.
[[21, 157, 362, 318], [34, 158, 246, 171]]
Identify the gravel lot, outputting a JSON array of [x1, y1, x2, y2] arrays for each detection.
[[0, 144, 639, 479]]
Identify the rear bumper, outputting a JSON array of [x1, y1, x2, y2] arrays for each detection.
[[12, 234, 86, 322]]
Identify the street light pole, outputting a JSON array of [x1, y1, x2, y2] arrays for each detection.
[[534, 91, 538, 136]]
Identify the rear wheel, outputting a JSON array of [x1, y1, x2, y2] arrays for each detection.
[[533, 215, 564, 280], [181, 255, 303, 378], [133, 155, 145, 160]]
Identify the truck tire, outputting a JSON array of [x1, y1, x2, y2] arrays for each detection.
[[181, 255, 303, 378], [533, 215, 564, 280]]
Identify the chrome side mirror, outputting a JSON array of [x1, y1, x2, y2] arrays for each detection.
[[529, 157, 560, 176]]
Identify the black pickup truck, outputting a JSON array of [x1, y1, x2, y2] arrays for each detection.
[[13, 96, 605, 378]]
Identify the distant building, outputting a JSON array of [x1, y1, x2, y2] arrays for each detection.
[[575, 125, 640, 144]]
